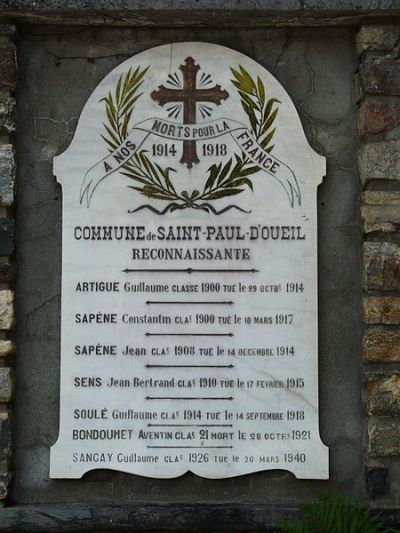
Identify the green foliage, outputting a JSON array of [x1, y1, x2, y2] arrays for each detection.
[[200, 65, 280, 203], [280, 492, 399, 533], [101, 66, 180, 202], [230, 65, 280, 151]]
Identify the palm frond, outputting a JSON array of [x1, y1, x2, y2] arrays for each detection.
[[200, 65, 280, 203], [100, 66, 180, 202]]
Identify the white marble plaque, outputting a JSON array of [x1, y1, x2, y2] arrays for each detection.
[[50, 42, 329, 479]]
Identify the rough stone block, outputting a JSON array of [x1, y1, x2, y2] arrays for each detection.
[[361, 191, 400, 234], [359, 141, 400, 182], [366, 467, 388, 497], [364, 330, 400, 363], [368, 417, 400, 456], [0, 219, 14, 255], [0, 368, 12, 402], [0, 145, 14, 206], [367, 374, 400, 416], [363, 297, 400, 324], [0, 290, 13, 330], [360, 58, 400, 96], [357, 25, 400, 55], [0, 43, 16, 90], [0, 340, 14, 358], [0, 472, 10, 500], [0, 98, 15, 135], [359, 100, 400, 137], [0, 262, 14, 284], [0, 412, 10, 460], [364, 242, 400, 290]]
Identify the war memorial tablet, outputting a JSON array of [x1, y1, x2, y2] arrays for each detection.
[[50, 42, 329, 480]]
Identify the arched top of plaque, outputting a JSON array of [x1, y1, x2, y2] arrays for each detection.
[[54, 42, 325, 216]]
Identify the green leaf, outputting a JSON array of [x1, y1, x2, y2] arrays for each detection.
[[115, 75, 122, 105], [230, 67, 240, 78], [134, 65, 149, 85], [249, 112, 258, 134], [155, 163, 177, 194], [100, 133, 118, 151], [206, 188, 243, 199], [238, 90, 256, 109], [103, 124, 120, 146], [261, 107, 278, 136], [238, 165, 261, 177], [228, 159, 244, 180], [259, 127, 276, 149], [257, 76, 265, 102], [216, 159, 232, 186], [239, 65, 256, 92], [122, 67, 132, 94], [143, 191, 175, 200], [263, 97, 280, 122], [107, 92, 117, 120], [204, 163, 221, 192], [139, 185, 173, 199], [144, 156, 163, 186], [105, 105, 117, 131], [121, 109, 133, 139], [226, 177, 253, 191], [120, 93, 142, 117]]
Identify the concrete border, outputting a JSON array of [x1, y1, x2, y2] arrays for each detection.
[[0, 503, 398, 532], [0, 1, 400, 27]]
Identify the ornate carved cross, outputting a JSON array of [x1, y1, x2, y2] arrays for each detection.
[[151, 57, 229, 168]]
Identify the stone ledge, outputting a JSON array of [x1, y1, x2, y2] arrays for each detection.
[[364, 242, 400, 291], [368, 416, 400, 456], [366, 374, 400, 416], [364, 297, 400, 325], [0, 0, 400, 11], [0, 2, 400, 27], [0, 503, 396, 532], [364, 329, 400, 362]]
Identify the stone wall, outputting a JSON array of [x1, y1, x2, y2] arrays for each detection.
[[0, 19, 15, 504], [0, 5, 397, 531], [12, 24, 363, 509], [358, 24, 400, 504]]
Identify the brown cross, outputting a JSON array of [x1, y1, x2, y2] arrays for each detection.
[[151, 57, 229, 168]]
